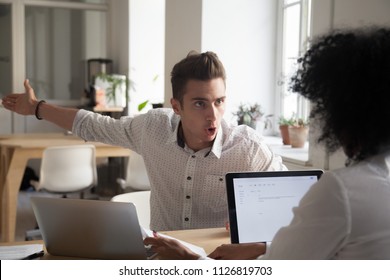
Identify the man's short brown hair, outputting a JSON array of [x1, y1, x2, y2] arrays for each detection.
[[171, 51, 226, 104]]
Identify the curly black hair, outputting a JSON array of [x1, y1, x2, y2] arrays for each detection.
[[291, 27, 390, 163]]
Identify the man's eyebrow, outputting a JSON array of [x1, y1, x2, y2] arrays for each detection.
[[191, 97, 208, 101], [191, 96, 226, 101]]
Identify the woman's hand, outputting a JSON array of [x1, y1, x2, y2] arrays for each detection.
[[1, 79, 38, 116], [208, 242, 266, 260], [144, 232, 201, 260]]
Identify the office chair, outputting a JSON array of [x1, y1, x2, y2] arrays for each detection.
[[111, 190, 151, 229], [30, 145, 98, 199], [116, 152, 151, 192], [113, 153, 151, 229], [26, 145, 98, 240]]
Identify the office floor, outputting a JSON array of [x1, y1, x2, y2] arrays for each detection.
[[15, 189, 112, 241]]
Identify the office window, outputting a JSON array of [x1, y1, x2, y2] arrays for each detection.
[[25, 4, 107, 101], [0, 4, 12, 98], [276, 0, 311, 121]]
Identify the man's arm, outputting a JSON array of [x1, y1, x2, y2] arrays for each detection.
[[1, 79, 78, 131], [36, 102, 78, 131]]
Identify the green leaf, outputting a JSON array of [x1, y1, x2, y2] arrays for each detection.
[[138, 100, 149, 111]]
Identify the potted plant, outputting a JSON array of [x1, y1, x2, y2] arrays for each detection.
[[95, 73, 154, 114], [278, 116, 295, 145], [95, 73, 129, 107], [288, 118, 309, 148], [233, 103, 273, 131]]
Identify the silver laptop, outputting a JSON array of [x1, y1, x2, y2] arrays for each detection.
[[225, 170, 323, 244], [30, 196, 154, 259]]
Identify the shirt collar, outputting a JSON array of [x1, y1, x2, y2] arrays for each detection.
[[177, 122, 185, 148], [166, 120, 182, 146]]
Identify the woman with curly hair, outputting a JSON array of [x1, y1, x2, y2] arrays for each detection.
[[144, 27, 390, 259], [255, 26, 390, 259], [292, 27, 390, 163]]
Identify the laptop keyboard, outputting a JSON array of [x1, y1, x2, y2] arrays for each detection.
[[145, 245, 157, 259]]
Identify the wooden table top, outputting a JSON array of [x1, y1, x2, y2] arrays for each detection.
[[0, 227, 230, 259]]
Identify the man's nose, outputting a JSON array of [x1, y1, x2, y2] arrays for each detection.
[[206, 105, 218, 121]]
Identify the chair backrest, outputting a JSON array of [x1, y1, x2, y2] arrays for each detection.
[[111, 191, 151, 229], [118, 152, 151, 191], [39, 145, 98, 193]]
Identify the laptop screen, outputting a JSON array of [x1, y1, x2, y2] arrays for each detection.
[[226, 170, 323, 244]]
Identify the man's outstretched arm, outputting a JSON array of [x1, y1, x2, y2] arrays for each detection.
[[1, 79, 79, 131]]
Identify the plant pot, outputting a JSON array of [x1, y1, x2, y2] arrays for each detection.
[[238, 119, 257, 130], [279, 125, 290, 145], [288, 126, 309, 148]]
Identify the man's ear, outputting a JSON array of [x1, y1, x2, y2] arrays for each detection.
[[171, 98, 181, 114]]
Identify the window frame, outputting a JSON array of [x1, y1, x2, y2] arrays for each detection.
[[275, 0, 311, 128]]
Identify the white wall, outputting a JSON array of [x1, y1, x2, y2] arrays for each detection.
[[164, 0, 203, 107], [311, 0, 390, 34], [334, 0, 390, 28], [128, 0, 165, 115], [202, 0, 277, 126]]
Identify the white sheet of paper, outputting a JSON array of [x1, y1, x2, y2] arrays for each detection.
[[0, 244, 43, 260], [141, 227, 206, 257]]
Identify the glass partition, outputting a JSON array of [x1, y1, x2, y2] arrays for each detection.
[[41, 0, 107, 4], [0, 4, 12, 98], [25, 6, 107, 101]]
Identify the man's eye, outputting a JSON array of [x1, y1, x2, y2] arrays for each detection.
[[194, 101, 204, 107], [216, 99, 225, 105]]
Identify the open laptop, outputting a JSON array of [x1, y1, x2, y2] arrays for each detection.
[[225, 170, 323, 244], [30, 196, 155, 259]]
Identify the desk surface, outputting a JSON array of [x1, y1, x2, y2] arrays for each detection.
[[0, 133, 131, 242], [0, 133, 125, 150], [162, 227, 230, 255], [0, 227, 230, 259]]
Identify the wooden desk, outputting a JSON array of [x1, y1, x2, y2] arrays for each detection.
[[0, 133, 131, 242], [162, 227, 230, 255], [0, 227, 230, 259]]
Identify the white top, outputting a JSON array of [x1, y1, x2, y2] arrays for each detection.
[[261, 150, 390, 259], [73, 108, 286, 231]]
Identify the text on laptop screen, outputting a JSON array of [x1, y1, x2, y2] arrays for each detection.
[[233, 175, 319, 243]]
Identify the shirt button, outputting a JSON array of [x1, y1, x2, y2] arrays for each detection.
[[184, 217, 189, 221], [186, 195, 191, 199], [187, 176, 192, 180]]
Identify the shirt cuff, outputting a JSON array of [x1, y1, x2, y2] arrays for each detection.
[[197, 255, 213, 260], [256, 242, 272, 259]]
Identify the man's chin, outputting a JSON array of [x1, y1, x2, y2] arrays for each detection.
[[205, 133, 217, 142]]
